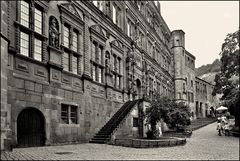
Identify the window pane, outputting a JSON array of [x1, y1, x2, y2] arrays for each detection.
[[70, 106, 77, 124], [116, 76, 119, 88], [92, 42, 96, 61], [61, 104, 69, 124], [34, 8, 42, 34], [64, 26, 70, 48], [63, 52, 69, 71], [72, 31, 78, 52], [92, 65, 96, 81], [72, 55, 78, 74], [98, 46, 102, 64], [112, 5, 116, 24], [34, 38, 42, 61], [20, 32, 29, 57], [20, 1, 29, 28], [98, 68, 102, 83]]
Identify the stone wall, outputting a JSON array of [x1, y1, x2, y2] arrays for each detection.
[[1, 0, 12, 151]]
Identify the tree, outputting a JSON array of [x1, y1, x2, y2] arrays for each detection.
[[213, 30, 240, 128], [145, 95, 191, 138]]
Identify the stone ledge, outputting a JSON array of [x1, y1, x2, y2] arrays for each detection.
[[112, 137, 186, 148]]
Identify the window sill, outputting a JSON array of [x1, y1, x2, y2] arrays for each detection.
[[62, 70, 82, 79], [15, 53, 47, 67], [59, 123, 80, 128]]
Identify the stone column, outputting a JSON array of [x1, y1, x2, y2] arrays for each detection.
[[82, 13, 91, 79]]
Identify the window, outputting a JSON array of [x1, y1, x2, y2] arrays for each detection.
[[72, 55, 78, 74], [92, 65, 96, 81], [113, 55, 121, 89], [133, 117, 139, 127], [20, 1, 29, 28], [18, 1, 44, 62], [191, 80, 193, 87], [93, 1, 103, 11], [62, 23, 81, 75], [72, 30, 78, 52], [34, 8, 42, 34], [63, 52, 70, 71], [61, 104, 78, 124], [63, 25, 70, 48], [112, 4, 121, 27], [20, 32, 29, 57], [34, 38, 42, 61], [112, 5, 116, 24], [91, 41, 104, 83]]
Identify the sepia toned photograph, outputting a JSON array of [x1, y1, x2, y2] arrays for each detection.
[[1, 1, 239, 160]]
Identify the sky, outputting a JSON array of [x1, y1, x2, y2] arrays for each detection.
[[159, 1, 239, 68]]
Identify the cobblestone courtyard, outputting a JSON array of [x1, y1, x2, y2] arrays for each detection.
[[1, 122, 239, 160]]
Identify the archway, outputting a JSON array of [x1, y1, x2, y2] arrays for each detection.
[[17, 108, 45, 147]]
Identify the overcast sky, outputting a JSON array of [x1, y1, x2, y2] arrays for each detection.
[[159, 1, 239, 68]]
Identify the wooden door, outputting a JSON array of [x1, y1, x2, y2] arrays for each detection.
[[17, 108, 45, 147]]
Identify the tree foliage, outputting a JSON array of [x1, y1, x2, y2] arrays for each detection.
[[213, 30, 240, 127], [145, 96, 191, 138]]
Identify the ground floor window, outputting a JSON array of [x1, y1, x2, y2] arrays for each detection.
[[61, 104, 78, 124]]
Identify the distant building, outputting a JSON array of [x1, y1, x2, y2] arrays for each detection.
[[0, 1, 219, 150]]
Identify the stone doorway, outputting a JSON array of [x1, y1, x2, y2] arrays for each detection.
[[17, 108, 45, 147]]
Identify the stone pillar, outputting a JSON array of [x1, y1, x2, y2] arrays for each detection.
[[1, 0, 12, 151], [82, 13, 91, 79]]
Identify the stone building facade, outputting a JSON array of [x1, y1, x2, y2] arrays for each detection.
[[1, 1, 218, 150]]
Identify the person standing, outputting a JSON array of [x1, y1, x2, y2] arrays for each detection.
[[217, 117, 222, 136]]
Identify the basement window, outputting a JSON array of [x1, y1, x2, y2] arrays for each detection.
[[61, 104, 78, 124]]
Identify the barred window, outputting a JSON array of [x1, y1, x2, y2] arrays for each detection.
[[34, 38, 42, 61], [20, 32, 29, 57], [61, 104, 69, 124], [63, 26, 70, 48], [63, 52, 70, 71], [20, 1, 29, 28], [72, 31, 78, 52], [61, 104, 78, 124], [34, 8, 42, 34]]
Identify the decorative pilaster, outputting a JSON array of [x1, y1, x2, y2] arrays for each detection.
[[82, 13, 92, 80]]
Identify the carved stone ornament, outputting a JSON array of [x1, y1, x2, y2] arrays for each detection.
[[49, 16, 60, 48]]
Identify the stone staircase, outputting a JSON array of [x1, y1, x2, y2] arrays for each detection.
[[89, 100, 139, 144]]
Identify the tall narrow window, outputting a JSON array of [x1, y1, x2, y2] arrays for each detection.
[[63, 26, 70, 48], [72, 55, 78, 74], [98, 68, 102, 83], [20, 1, 29, 28], [98, 46, 102, 64], [92, 65, 96, 81], [92, 42, 96, 61], [112, 5, 116, 24], [61, 104, 69, 124], [20, 32, 29, 57], [70, 106, 77, 124], [34, 8, 42, 34], [127, 20, 131, 37], [63, 52, 70, 71], [34, 38, 42, 61], [72, 31, 78, 52]]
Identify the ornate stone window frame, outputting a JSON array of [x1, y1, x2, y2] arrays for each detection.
[[89, 24, 107, 84], [110, 39, 124, 90], [15, 0, 48, 63], [58, 3, 84, 76]]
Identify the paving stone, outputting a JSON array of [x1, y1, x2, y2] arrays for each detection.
[[1, 123, 239, 160]]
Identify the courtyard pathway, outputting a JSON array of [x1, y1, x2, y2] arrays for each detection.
[[1, 122, 239, 160]]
